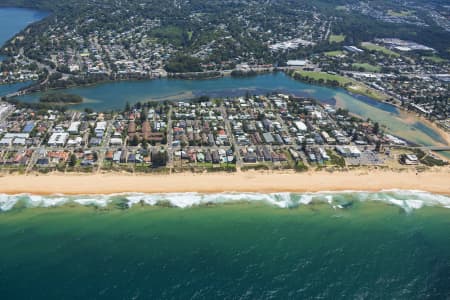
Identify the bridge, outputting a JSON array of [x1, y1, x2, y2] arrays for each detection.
[[388, 145, 450, 152], [5, 91, 24, 98], [414, 146, 450, 152]]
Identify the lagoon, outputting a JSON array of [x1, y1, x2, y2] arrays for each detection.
[[0, 7, 48, 47], [0, 80, 34, 96], [16, 73, 448, 146]]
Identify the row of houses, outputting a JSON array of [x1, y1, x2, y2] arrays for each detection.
[[176, 148, 234, 164], [0, 149, 33, 165], [172, 119, 229, 147], [105, 148, 151, 164], [241, 146, 287, 163]]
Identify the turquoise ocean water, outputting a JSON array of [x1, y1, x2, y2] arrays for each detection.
[[0, 191, 449, 299]]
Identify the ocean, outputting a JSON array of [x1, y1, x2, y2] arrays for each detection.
[[0, 191, 449, 299]]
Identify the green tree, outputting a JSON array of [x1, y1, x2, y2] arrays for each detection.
[[373, 122, 380, 134], [69, 154, 77, 167], [129, 135, 139, 146]]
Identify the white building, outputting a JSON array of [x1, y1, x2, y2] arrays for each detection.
[[0, 103, 11, 119], [109, 138, 123, 146], [286, 60, 307, 66], [294, 121, 307, 132], [12, 138, 26, 146], [67, 137, 83, 147], [319, 148, 330, 160], [95, 121, 107, 137], [68, 122, 81, 134], [48, 132, 69, 147], [4, 133, 29, 139], [0, 137, 13, 146], [336, 145, 361, 157], [403, 154, 419, 165]]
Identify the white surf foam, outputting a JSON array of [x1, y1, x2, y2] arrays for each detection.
[[0, 191, 448, 212]]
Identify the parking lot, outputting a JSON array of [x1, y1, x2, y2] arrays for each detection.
[[345, 150, 386, 166]]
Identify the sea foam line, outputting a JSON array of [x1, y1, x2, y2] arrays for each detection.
[[0, 191, 449, 212]]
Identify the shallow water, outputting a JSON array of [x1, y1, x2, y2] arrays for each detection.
[[439, 151, 450, 160], [0, 192, 449, 299], [0, 80, 34, 97]]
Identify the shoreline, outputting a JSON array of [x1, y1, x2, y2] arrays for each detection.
[[0, 170, 449, 195], [2, 71, 238, 99], [397, 109, 450, 146]]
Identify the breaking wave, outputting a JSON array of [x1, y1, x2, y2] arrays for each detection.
[[0, 190, 449, 213]]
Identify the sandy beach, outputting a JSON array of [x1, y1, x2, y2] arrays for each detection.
[[0, 170, 449, 195]]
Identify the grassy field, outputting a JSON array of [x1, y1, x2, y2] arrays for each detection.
[[152, 25, 183, 45], [295, 70, 353, 85], [352, 63, 381, 72], [324, 50, 345, 57], [294, 70, 387, 101], [329, 34, 345, 43], [387, 10, 412, 17], [422, 55, 447, 63], [346, 84, 386, 101], [361, 42, 400, 57]]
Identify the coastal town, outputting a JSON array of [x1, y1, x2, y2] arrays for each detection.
[[1, 2, 450, 299], [0, 93, 447, 175], [0, 0, 448, 175], [2, 37, 448, 126], [0, 0, 448, 127], [295, 38, 449, 123]]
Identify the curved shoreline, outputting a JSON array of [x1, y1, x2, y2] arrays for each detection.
[[0, 170, 449, 195]]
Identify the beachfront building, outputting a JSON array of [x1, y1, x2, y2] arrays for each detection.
[[401, 154, 419, 165], [335, 145, 361, 157]]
